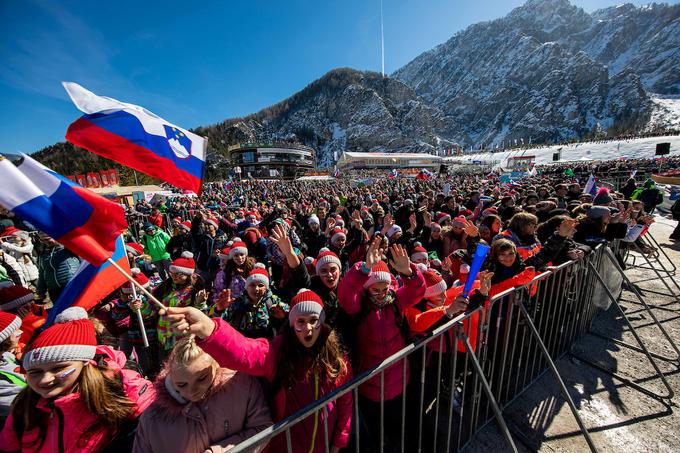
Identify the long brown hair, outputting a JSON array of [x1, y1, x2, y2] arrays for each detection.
[[276, 325, 347, 390], [222, 256, 255, 288], [11, 361, 137, 450]]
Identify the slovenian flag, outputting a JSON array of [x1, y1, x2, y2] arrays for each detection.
[[583, 174, 597, 196], [0, 154, 127, 266], [389, 169, 398, 178], [45, 236, 130, 326], [63, 82, 207, 194]]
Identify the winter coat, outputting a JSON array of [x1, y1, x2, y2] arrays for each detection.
[[219, 290, 289, 340], [140, 229, 171, 262], [2, 238, 38, 283], [0, 252, 26, 287], [191, 224, 227, 273], [574, 220, 628, 245], [337, 262, 426, 401], [133, 367, 273, 453], [0, 346, 155, 453], [0, 352, 25, 422], [199, 318, 354, 452], [165, 232, 193, 261], [36, 245, 80, 296]]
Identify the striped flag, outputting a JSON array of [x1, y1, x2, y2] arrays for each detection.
[[0, 154, 127, 265], [583, 174, 597, 196]]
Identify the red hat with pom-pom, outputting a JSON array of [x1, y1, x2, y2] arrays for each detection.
[[246, 263, 269, 288], [289, 289, 325, 327], [170, 251, 195, 275], [122, 268, 150, 294]]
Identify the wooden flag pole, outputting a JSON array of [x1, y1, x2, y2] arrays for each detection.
[[129, 283, 150, 348], [107, 258, 167, 311]]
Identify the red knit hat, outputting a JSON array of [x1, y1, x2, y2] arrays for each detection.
[[315, 248, 341, 274], [125, 243, 144, 256], [246, 263, 269, 288], [170, 251, 195, 275], [289, 289, 325, 327], [204, 217, 219, 229], [451, 216, 467, 228], [330, 227, 346, 244], [219, 246, 231, 261], [122, 268, 150, 294], [0, 285, 35, 311], [179, 221, 191, 232], [22, 307, 96, 371], [436, 212, 452, 224], [0, 312, 21, 343], [229, 240, 248, 258], [363, 261, 393, 288], [423, 269, 447, 298], [410, 244, 429, 262]]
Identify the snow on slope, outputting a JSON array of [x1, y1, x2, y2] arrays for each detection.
[[444, 135, 680, 168]]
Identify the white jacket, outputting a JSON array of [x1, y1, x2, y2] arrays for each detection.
[[2, 239, 38, 282]]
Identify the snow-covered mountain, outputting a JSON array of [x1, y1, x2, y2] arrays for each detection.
[[393, 0, 680, 148]]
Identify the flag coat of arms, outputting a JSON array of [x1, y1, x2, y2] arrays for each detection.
[[63, 82, 206, 194], [0, 154, 127, 266]]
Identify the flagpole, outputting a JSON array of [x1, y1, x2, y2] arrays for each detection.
[[125, 254, 150, 348], [107, 258, 167, 311], [129, 284, 150, 348]]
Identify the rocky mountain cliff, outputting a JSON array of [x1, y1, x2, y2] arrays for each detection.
[[35, 0, 680, 175]]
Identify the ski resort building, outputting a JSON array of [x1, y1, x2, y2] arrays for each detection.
[[337, 151, 442, 171], [226, 143, 316, 179]]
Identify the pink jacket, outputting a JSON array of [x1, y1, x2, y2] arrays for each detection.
[[133, 367, 273, 453], [337, 262, 426, 401], [0, 346, 154, 452], [199, 318, 353, 452]]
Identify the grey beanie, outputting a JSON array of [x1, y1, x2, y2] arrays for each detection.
[[587, 206, 610, 220]]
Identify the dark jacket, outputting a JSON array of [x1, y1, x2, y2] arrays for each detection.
[[36, 245, 80, 296]]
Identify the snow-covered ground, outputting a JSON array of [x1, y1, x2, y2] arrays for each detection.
[[444, 135, 680, 168], [649, 94, 680, 130]]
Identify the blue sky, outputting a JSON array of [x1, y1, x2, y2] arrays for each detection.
[[0, 0, 671, 153]]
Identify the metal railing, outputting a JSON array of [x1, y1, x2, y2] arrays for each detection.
[[226, 242, 677, 452]]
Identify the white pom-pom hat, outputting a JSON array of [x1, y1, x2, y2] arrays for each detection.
[[170, 251, 195, 275]]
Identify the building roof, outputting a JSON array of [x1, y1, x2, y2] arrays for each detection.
[[341, 152, 442, 161]]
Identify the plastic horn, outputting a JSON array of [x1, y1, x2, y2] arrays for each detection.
[[463, 243, 491, 297]]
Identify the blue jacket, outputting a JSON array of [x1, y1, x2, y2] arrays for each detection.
[[36, 245, 81, 295]]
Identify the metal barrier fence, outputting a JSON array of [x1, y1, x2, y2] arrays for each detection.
[[223, 242, 676, 453]]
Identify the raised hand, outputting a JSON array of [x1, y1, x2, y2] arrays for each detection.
[[216, 289, 234, 311], [365, 236, 382, 270], [196, 289, 208, 306], [477, 270, 494, 296], [446, 295, 468, 318], [408, 213, 417, 232], [557, 217, 578, 238], [463, 219, 479, 237], [423, 210, 432, 225], [389, 244, 413, 276], [130, 297, 143, 311], [270, 223, 295, 257]]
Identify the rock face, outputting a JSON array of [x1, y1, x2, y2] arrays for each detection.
[[392, 0, 680, 147], [196, 68, 457, 168], [35, 0, 680, 173]]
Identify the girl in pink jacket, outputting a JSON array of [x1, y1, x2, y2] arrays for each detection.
[[133, 335, 273, 453], [337, 238, 426, 453], [0, 307, 154, 453], [160, 289, 353, 453]]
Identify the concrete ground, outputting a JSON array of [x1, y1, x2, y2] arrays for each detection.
[[464, 215, 680, 453]]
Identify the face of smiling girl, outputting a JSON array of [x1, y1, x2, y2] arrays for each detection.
[[26, 361, 84, 399]]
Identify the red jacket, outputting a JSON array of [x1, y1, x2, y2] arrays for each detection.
[[199, 318, 353, 452], [338, 262, 426, 401]]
